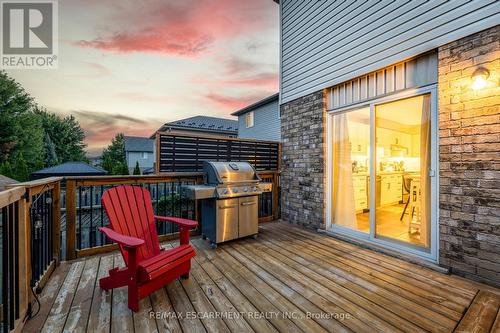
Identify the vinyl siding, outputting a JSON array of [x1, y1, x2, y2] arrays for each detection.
[[237, 99, 281, 141], [329, 51, 437, 109], [280, 0, 500, 103], [126, 150, 155, 173]]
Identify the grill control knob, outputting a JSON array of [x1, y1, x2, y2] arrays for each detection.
[[243, 187, 248, 192], [223, 188, 229, 194], [233, 188, 238, 193], [252, 186, 258, 192]]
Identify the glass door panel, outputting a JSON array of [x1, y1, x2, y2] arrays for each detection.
[[331, 107, 370, 233], [374, 94, 431, 249]]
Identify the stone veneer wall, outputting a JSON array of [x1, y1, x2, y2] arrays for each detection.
[[280, 90, 326, 229], [438, 25, 500, 287]]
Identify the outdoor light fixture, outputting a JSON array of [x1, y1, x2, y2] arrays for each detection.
[[471, 67, 490, 90]]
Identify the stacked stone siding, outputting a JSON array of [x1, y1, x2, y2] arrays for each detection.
[[438, 26, 500, 287], [280, 90, 326, 229]]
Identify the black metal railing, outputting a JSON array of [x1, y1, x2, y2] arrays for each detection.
[[71, 181, 197, 251], [30, 189, 54, 287], [1, 202, 20, 333], [64, 172, 280, 259]]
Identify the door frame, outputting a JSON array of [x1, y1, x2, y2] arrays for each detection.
[[325, 84, 439, 262]]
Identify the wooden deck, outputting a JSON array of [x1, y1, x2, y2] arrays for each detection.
[[23, 222, 500, 333]]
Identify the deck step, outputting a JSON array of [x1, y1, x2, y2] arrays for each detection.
[[455, 290, 500, 333]]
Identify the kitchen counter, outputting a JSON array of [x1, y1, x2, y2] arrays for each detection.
[[352, 171, 417, 176]]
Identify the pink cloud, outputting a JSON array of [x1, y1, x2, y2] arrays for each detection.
[[223, 73, 278, 90], [73, 0, 276, 56], [114, 92, 174, 104], [76, 27, 213, 56], [85, 62, 112, 76], [204, 92, 264, 111]]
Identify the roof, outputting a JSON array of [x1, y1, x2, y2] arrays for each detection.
[[159, 116, 238, 134], [231, 93, 279, 116], [124, 136, 154, 152], [31, 162, 107, 176], [0, 175, 18, 191], [142, 167, 155, 175]]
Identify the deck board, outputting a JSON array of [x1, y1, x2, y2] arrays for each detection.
[[454, 290, 500, 333], [86, 255, 113, 333], [23, 222, 500, 333]]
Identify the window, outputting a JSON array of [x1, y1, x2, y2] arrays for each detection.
[[142, 152, 148, 159], [245, 111, 254, 128]]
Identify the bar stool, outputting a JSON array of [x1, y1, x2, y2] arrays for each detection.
[[400, 175, 412, 221], [408, 178, 421, 234]]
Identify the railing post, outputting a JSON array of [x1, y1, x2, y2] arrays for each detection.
[[65, 180, 77, 260], [18, 189, 30, 328], [272, 172, 280, 221], [52, 181, 61, 263]]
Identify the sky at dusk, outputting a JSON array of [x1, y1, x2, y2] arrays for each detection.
[[7, 0, 279, 155]]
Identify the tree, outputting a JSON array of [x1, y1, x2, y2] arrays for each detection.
[[133, 161, 141, 175], [11, 152, 29, 181], [0, 161, 13, 178], [35, 108, 87, 163], [102, 133, 128, 175], [44, 133, 59, 167], [1, 71, 88, 181], [112, 162, 129, 175], [0, 71, 44, 179]]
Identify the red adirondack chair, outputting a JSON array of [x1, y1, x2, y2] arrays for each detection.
[[98, 185, 197, 312]]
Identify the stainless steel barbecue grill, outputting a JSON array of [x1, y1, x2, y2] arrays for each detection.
[[181, 161, 272, 248]]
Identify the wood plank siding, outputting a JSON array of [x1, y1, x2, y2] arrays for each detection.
[[280, 0, 500, 103], [23, 222, 500, 333]]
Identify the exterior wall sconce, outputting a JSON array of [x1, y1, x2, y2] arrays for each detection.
[[471, 67, 490, 90]]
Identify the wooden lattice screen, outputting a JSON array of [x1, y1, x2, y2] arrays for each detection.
[[156, 133, 280, 172]]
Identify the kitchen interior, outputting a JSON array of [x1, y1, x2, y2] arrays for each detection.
[[334, 95, 429, 248]]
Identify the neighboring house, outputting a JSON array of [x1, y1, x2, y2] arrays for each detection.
[[277, 1, 499, 286], [153, 116, 238, 138], [124, 136, 155, 174], [0, 175, 18, 191], [88, 156, 103, 168], [30, 162, 107, 180], [231, 93, 281, 142]]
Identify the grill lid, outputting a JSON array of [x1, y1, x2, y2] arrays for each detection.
[[203, 161, 259, 184]]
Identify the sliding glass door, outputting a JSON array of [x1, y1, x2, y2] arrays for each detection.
[[374, 94, 431, 248], [331, 107, 370, 234], [329, 90, 436, 258]]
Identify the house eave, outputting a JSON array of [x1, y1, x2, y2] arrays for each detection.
[[231, 93, 279, 116]]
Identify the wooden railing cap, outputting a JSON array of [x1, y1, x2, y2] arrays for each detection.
[[9, 177, 63, 188]]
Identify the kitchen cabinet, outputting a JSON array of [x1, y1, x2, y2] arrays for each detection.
[[349, 122, 369, 155], [377, 128, 413, 157], [380, 174, 403, 205], [353, 175, 368, 211]]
